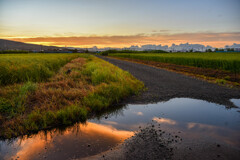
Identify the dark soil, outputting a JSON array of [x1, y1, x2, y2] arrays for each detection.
[[97, 55, 240, 108]]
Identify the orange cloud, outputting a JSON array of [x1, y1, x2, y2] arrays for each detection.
[[6, 32, 240, 48]]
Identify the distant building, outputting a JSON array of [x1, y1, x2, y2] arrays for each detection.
[[59, 42, 240, 53]]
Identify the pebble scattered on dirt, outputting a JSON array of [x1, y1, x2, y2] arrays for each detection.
[[121, 124, 179, 160], [81, 122, 181, 160]]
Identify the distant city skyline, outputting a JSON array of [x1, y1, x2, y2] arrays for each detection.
[[85, 42, 240, 52], [0, 0, 240, 48]]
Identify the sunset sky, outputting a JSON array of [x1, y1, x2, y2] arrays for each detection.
[[0, 0, 240, 48]]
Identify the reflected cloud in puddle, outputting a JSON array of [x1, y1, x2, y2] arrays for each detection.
[[184, 122, 240, 146], [1, 122, 133, 160], [93, 98, 240, 148], [230, 99, 240, 108], [1, 98, 239, 160], [153, 117, 177, 125], [133, 111, 144, 116]]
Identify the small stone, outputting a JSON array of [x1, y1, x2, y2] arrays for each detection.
[[66, 69, 71, 74]]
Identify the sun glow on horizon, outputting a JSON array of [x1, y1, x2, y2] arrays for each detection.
[[4, 33, 240, 48], [1, 0, 239, 48]]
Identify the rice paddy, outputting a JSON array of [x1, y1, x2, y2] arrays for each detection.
[[108, 52, 240, 73], [0, 53, 81, 85], [0, 53, 144, 138]]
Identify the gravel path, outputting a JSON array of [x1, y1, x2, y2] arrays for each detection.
[[97, 56, 240, 108]]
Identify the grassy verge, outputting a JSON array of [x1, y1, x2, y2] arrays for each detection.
[[0, 54, 144, 139]]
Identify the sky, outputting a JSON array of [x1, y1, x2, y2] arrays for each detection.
[[0, 0, 240, 48]]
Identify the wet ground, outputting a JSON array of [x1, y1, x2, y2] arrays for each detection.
[[0, 98, 240, 160]]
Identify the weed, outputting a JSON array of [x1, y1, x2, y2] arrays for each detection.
[[216, 79, 227, 85], [224, 76, 231, 80]]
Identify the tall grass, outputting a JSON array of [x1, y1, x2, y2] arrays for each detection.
[[109, 52, 240, 73], [82, 58, 144, 111], [0, 53, 81, 85], [0, 55, 144, 138]]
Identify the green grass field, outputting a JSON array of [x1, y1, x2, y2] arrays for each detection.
[[109, 52, 240, 73], [0, 53, 144, 138], [0, 53, 81, 85]]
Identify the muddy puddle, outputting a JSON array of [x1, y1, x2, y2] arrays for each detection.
[[0, 98, 239, 160]]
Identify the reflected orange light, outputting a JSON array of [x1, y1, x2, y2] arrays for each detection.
[[9, 122, 133, 160]]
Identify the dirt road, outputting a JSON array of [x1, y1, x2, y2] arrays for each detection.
[[97, 56, 240, 108]]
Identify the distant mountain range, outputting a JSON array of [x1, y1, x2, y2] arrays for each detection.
[[0, 39, 61, 51]]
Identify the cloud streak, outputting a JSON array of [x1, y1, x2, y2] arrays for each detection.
[[152, 117, 177, 125], [7, 32, 240, 48]]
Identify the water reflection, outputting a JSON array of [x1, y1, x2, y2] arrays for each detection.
[[152, 117, 177, 125], [0, 98, 239, 160], [0, 122, 133, 160], [231, 99, 240, 108], [91, 98, 240, 147]]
